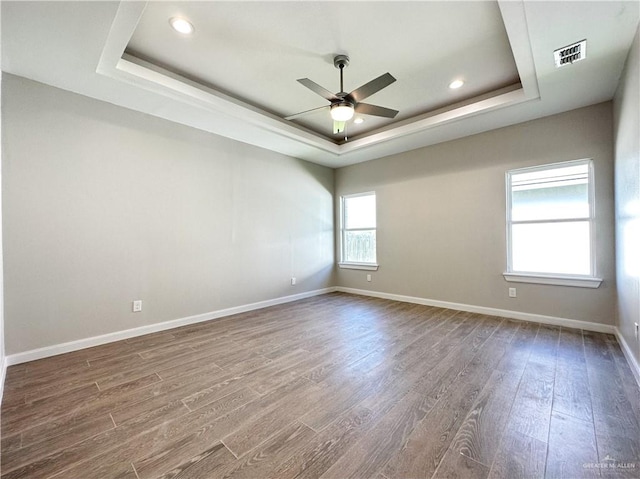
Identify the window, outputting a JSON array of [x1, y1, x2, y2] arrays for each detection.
[[504, 159, 601, 288], [339, 192, 378, 270]]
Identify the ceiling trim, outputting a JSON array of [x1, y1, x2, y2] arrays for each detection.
[[338, 83, 526, 153], [96, 1, 540, 158], [118, 53, 341, 154], [498, 0, 540, 99]]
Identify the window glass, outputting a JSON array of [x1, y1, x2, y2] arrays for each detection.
[[342, 193, 376, 264], [507, 160, 594, 277], [344, 231, 377, 264], [344, 195, 376, 229], [511, 222, 591, 275], [511, 164, 589, 221]]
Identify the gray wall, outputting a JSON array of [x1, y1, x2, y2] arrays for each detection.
[[2, 74, 334, 355], [336, 102, 616, 325], [0, 8, 5, 389], [614, 25, 640, 365]]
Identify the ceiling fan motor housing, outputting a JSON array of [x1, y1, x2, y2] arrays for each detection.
[[333, 55, 350, 69]]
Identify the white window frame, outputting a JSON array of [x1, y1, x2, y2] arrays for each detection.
[[503, 159, 602, 288], [338, 191, 379, 271]]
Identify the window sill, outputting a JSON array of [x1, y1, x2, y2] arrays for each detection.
[[503, 272, 602, 288], [339, 262, 379, 271]]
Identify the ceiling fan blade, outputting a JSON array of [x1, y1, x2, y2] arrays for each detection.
[[285, 105, 330, 121], [354, 102, 399, 119], [333, 120, 346, 134], [348, 73, 396, 102], [297, 78, 340, 102]]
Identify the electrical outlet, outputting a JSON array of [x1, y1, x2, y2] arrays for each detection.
[[291, 277, 296, 286], [635, 322, 639, 341], [508, 288, 517, 298], [367, 274, 372, 282], [132, 300, 142, 312]]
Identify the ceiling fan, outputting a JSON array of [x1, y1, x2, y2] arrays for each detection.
[[285, 55, 399, 135]]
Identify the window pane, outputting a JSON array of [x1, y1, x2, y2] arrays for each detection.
[[512, 183, 589, 221], [345, 195, 376, 229], [344, 230, 376, 263], [511, 222, 591, 275], [511, 163, 589, 221]]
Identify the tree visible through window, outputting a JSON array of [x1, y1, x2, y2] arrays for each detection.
[[506, 159, 595, 277], [341, 192, 376, 265]]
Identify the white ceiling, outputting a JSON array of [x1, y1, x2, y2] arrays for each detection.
[[2, 1, 639, 168]]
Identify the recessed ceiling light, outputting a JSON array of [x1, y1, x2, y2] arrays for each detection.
[[449, 79, 464, 89], [169, 17, 195, 35], [353, 117, 364, 124]]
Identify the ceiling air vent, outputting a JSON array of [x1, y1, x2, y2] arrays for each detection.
[[554, 40, 587, 68]]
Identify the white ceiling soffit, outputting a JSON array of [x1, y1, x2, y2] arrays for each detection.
[[2, 1, 638, 168], [96, 1, 538, 164]]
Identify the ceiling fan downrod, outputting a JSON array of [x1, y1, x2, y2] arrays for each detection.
[[334, 55, 350, 97]]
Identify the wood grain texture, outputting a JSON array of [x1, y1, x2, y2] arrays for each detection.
[[505, 361, 555, 443], [274, 406, 375, 479], [551, 328, 594, 423], [449, 367, 523, 466], [381, 332, 515, 479], [603, 334, 640, 424], [2, 293, 638, 479], [433, 447, 490, 479], [487, 429, 547, 479], [585, 330, 640, 478], [545, 411, 599, 478], [553, 362, 593, 423], [156, 441, 236, 479]]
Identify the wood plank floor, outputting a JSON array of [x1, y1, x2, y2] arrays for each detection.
[[1, 292, 639, 478]]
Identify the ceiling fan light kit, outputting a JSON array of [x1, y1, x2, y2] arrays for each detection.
[[331, 102, 355, 121], [286, 54, 399, 136]]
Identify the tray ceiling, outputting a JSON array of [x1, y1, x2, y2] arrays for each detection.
[[125, 1, 521, 141], [1, 1, 638, 167]]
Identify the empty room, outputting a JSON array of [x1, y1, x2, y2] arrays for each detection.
[[0, 1, 639, 478]]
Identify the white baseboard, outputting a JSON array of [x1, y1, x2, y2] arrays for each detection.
[[3, 285, 626, 377], [614, 327, 640, 389], [5, 287, 337, 366], [335, 287, 616, 334]]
